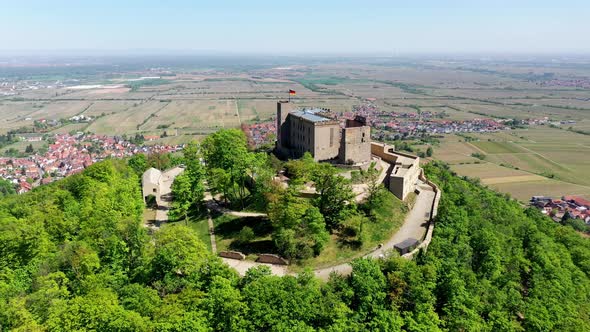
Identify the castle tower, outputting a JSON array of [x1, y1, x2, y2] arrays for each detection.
[[276, 101, 295, 157]]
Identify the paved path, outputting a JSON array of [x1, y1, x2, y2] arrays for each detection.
[[207, 214, 218, 253], [221, 257, 288, 276]]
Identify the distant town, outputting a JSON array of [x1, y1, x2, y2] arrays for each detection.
[[531, 195, 590, 224], [0, 133, 181, 194], [243, 101, 552, 148]]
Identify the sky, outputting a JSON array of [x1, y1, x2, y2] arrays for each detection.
[[2, 0, 589, 55]]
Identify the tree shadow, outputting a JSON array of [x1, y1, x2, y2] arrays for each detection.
[[229, 239, 278, 255], [214, 216, 278, 255], [335, 226, 363, 250], [214, 216, 273, 238]]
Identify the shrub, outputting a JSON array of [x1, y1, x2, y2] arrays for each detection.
[[237, 226, 255, 244]]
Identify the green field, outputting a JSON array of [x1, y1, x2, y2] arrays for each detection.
[[2, 140, 47, 154], [437, 126, 590, 200], [471, 141, 527, 154]]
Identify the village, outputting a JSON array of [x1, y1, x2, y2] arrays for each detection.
[[243, 102, 550, 147], [0, 133, 181, 194], [531, 195, 590, 224]]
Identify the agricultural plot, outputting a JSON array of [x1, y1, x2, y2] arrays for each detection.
[[236, 99, 267, 122], [564, 119, 590, 131], [470, 141, 527, 154], [143, 134, 203, 146], [1, 140, 47, 154], [83, 100, 137, 116], [431, 139, 481, 164], [295, 98, 358, 113], [0, 102, 41, 133], [490, 179, 590, 202], [27, 101, 91, 120], [438, 126, 590, 200], [451, 162, 535, 179], [140, 100, 239, 131], [381, 98, 454, 107], [450, 103, 527, 119], [86, 101, 167, 135], [431, 87, 553, 100], [423, 106, 482, 120], [50, 123, 88, 134], [507, 98, 590, 110]]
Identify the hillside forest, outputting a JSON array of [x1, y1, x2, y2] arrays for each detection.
[[0, 149, 589, 330]]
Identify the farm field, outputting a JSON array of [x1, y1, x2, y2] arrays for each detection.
[[83, 100, 137, 117], [86, 100, 168, 135], [451, 162, 537, 179], [140, 100, 240, 132], [0, 101, 43, 134], [1, 140, 47, 154], [470, 141, 528, 154], [489, 179, 590, 202], [50, 123, 88, 134], [143, 134, 205, 146], [437, 126, 590, 200], [27, 100, 91, 120]]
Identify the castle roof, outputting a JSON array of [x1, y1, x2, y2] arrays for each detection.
[[291, 108, 333, 123], [142, 167, 161, 185]]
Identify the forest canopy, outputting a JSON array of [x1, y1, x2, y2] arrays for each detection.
[[0, 159, 589, 331]]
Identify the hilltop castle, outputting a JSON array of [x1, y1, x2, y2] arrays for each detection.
[[275, 101, 371, 165]]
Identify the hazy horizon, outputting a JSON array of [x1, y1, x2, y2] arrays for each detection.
[[2, 0, 590, 55]]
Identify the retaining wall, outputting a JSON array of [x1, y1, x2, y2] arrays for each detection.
[[219, 251, 246, 260], [256, 254, 289, 265]]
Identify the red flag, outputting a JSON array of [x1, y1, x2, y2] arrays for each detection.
[[289, 89, 296, 95]]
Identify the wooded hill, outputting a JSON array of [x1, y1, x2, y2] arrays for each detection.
[[0, 159, 589, 331]]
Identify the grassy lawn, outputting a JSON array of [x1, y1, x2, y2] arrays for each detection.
[[290, 190, 407, 271]]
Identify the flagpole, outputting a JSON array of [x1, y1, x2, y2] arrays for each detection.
[[288, 90, 291, 103]]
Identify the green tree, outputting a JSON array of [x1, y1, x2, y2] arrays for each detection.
[[181, 141, 206, 209], [268, 186, 329, 259], [312, 163, 355, 231], [426, 146, 433, 157], [201, 129, 259, 209], [209, 167, 232, 204], [148, 152, 171, 170], [168, 172, 194, 223], [151, 225, 211, 294], [0, 178, 15, 196], [236, 226, 255, 244], [363, 161, 382, 210], [128, 153, 148, 177], [204, 276, 249, 331], [284, 152, 316, 181]]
